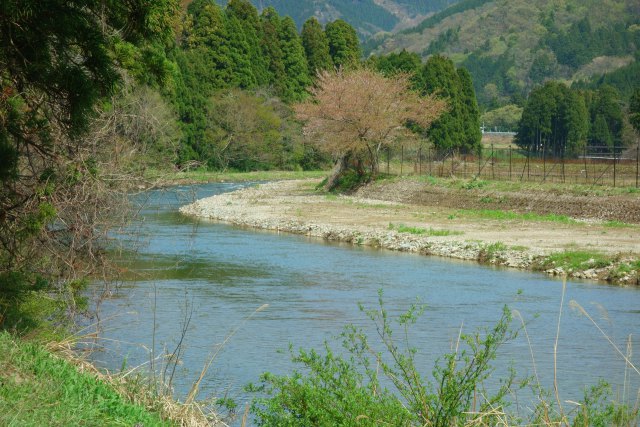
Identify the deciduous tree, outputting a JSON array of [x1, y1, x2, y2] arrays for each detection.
[[295, 69, 447, 191]]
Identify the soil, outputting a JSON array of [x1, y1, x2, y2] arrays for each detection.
[[355, 179, 640, 224]]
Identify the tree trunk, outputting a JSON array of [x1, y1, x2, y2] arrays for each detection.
[[324, 152, 350, 191]]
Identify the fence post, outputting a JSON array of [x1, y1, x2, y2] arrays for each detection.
[[400, 145, 404, 176], [428, 147, 432, 176], [542, 144, 547, 182], [636, 140, 640, 188], [584, 146, 588, 184], [613, 147, 616, 187], [491, 144, 495, 180], [478, 149, 481, 177], [451, 150, 454, 176], [463, 151, 467, 178], [509, 146, 512, 180]]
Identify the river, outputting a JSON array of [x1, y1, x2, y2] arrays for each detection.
[[89, 183, 640, 417]]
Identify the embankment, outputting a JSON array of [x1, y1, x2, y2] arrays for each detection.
[[180, 179, 640, 285]]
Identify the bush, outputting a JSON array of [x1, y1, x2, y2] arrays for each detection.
[[248, 290, 518, 426]]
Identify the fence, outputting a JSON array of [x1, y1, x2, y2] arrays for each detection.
[[382, 144, 640, 188]]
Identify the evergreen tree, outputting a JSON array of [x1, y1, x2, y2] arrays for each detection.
[[325, 20, 361, 70], [630, 88, 640, 134], [560, 89, 589, 155], [371, 50, 421, 77], [417, 55, 482, 153], [588, 85, 623, 150], [457, 67, 482, 151], [516, 82, 588, 156], [260, 8, 286, 95], [278, 16, 311, 102], [301, 17, 333, 76], [224, 12, 257, 88], [226, 0, 270, 86], [182, 0, 231, 89]]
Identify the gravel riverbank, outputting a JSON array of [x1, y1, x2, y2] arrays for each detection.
[[179, 179, 640, 285]]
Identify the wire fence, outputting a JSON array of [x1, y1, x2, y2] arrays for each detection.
[[382, 144, 640, 188]]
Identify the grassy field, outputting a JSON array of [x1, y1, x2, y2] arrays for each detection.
[[0, 332, 170, 426]]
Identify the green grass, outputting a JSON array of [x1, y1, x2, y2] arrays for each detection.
[[388, 223, 463, 236], [603, 220, 634, 228], [458, 209, 576, 223], [146, 168, 327, 184], [541, 250, 615, 271], [0, 332, 169, 426], [410, 174, 640, 198], [611, 260, 640, 278]]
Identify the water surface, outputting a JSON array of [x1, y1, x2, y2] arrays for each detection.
[[90, 183, 640, 412]]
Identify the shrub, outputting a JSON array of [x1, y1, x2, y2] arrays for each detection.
[[248, 291, 518, 426]]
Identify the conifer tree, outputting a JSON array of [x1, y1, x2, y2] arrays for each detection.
[[225, 12, 257, 88], [226, 0, 270, 86], [589, 85, 623, 150], [325, 20, 361, 70], [418, 55, 474, 152], [182, 0, 231, 89], [260, 7, 286, 95], [301, 17, 333, 76], [630, 88, 640, 134], [457, 67, 482, 151], [371, 50, 421, 77], [278, 16, 311, 102], [516, 82, 588, 156]]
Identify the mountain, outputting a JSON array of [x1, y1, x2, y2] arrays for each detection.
[[215, 0, 462, 37], [366, 0, 640, 107]]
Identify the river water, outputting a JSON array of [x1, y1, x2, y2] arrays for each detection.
[[90, 183, 640, 415]]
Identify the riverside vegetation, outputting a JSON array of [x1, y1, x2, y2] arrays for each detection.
[[2, 0, 640, 425]]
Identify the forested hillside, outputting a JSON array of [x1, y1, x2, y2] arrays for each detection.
[[213, 0, 460, 37], [367, 0, 640, 108]]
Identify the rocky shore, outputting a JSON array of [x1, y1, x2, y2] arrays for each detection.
[[179, 180, 640, 285]]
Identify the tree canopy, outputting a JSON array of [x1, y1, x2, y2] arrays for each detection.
[[0, 0, 179, 327], [295, 68, 447, 190], [515, 82, 590, 156]]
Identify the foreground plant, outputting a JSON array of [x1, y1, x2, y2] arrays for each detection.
[[248, 291, 518, 426]]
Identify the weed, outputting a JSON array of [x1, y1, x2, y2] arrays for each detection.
[[460, 178, 488, 190], [460, 209, 576, 224], [388, 223, 463, 236], [248, 291, 518, 426], [478, 241, 508, 262], [603, 220, 633, 228], [540, 250, 614, 271]]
